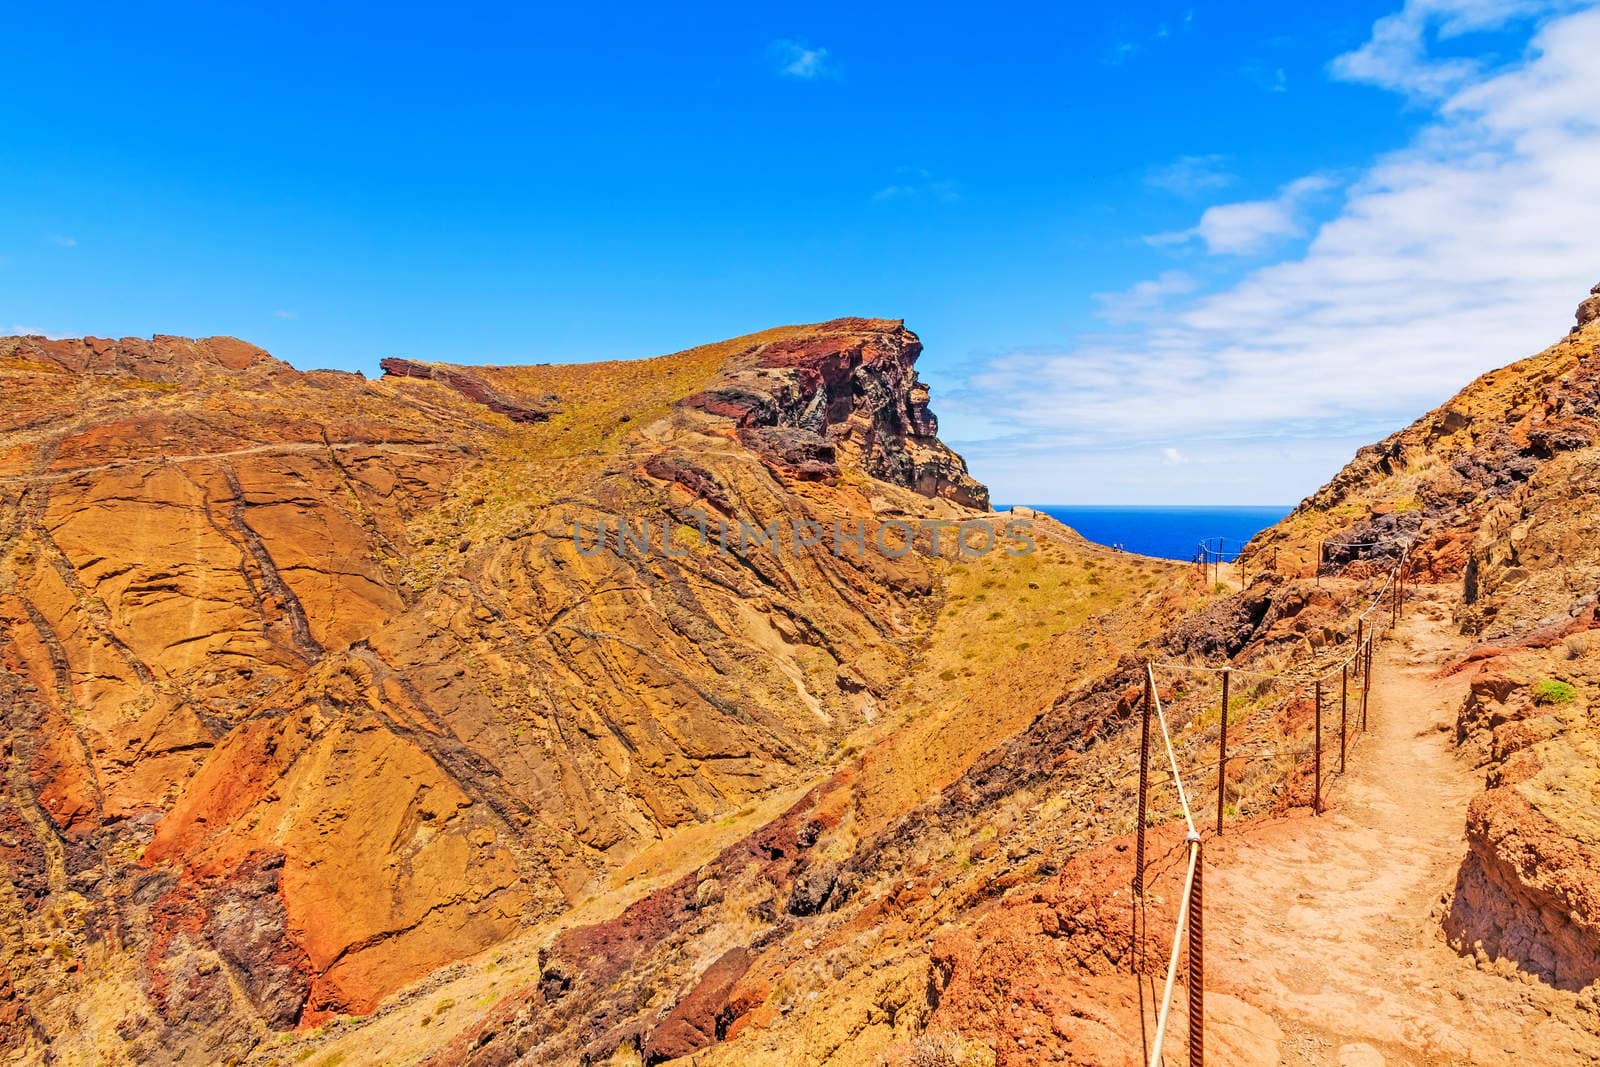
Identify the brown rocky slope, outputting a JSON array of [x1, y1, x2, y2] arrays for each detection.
[[0, 319, 1041, 1064]]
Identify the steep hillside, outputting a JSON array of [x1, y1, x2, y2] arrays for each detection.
[[0, 320, 1212, 1065], [1249, 289, 1600, 1002]]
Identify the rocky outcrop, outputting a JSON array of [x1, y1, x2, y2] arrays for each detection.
[[1448, 791, 1600, 991], [683, 319, 989, 509], [1574, 283, 1600, 332], [641, 947, 754, 1062], [1445, 660, 1600, 993], [378, 357, 561, 422]]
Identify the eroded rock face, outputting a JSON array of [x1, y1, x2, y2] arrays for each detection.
[[1575, 283, 1600, 331], [1445, 661, 1600, 993], [0, 319, 991, 1060], [683, 319, 989, 509]]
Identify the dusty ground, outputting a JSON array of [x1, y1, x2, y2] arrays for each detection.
[[1201, 590, 1600, 1065]]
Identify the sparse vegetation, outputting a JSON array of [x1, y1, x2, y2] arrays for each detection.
[[904, 1030, 997, 1067], [1532, 679, 1577, 705]]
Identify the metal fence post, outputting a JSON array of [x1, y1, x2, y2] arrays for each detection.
[[1216, 669, 1230, 835], [1313, 680, 1323, 814], [1135, 667, 1152, 902], [1362, 639, 1372, 731], [1340, 663, 1349, 774]]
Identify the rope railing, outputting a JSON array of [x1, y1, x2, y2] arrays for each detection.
[[1192, 534, 1289, 587], [1140, 661, 1203, 1067], [1131, 538, 1414, 1064]]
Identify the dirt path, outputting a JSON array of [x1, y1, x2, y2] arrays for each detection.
[[1204, 591, 1600, 1065]]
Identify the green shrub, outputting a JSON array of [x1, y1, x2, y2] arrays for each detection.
[[1532, 680, 1576, 706]]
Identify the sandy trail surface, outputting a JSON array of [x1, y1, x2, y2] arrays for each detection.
[[1198, 593, 1600, 1065]]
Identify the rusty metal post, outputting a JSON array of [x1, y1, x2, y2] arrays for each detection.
[[1340, 663, 1349, 774], [1362, 639, 1372, 731], [1135, 667, 1152, 902], [1313, 680, 1323, 814], [1188, 839, 1204, 1067], [1356, 619, 1364, 680], [1216, 669, 1230, 836]]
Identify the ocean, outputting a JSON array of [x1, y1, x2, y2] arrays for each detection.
[[1002, 505, 1294, 562]]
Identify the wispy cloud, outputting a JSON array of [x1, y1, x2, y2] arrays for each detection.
[[1145, 155, 1235, 197], [1329, 0, 1580, 98], [1162, 447, 1190, 465], [770, 39, 836, 80], [5, 325, 57, 337], [1147, 174, 1335, 255], [1104, 10, 1196, 66], [273, 309, 299, 320], [1104, 41, 1141, 66], [1092, 270, 1198, 324], [48, 234, 77, 248], [950, 3, 1600, 503], [872, 167, 960, 203]]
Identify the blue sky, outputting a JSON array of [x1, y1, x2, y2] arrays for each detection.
[[5, 1, 1598, 504]]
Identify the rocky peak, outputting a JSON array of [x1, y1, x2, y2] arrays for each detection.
[[683, 317, 989, 509], [1577, 282, 1600, 331]]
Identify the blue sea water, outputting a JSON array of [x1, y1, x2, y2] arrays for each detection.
[[1001, 505, 1293, 562]]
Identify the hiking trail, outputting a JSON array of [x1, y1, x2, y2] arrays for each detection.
[[1199, 588, 1600, 1065]]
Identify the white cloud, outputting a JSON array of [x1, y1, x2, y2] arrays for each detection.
[[1149, 174, 1335, 255], [1329, 0, 1580, 98], [1145, 155, 1235, 197], [48, 234, 77, 248], [273, 309, 299, 319], [1093, 271, 1198, 324], [1162, 447, 1190, 465], [771, 39, 836, 80], [872, 167, 960, 203], [951, 3, 1600, 504]]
